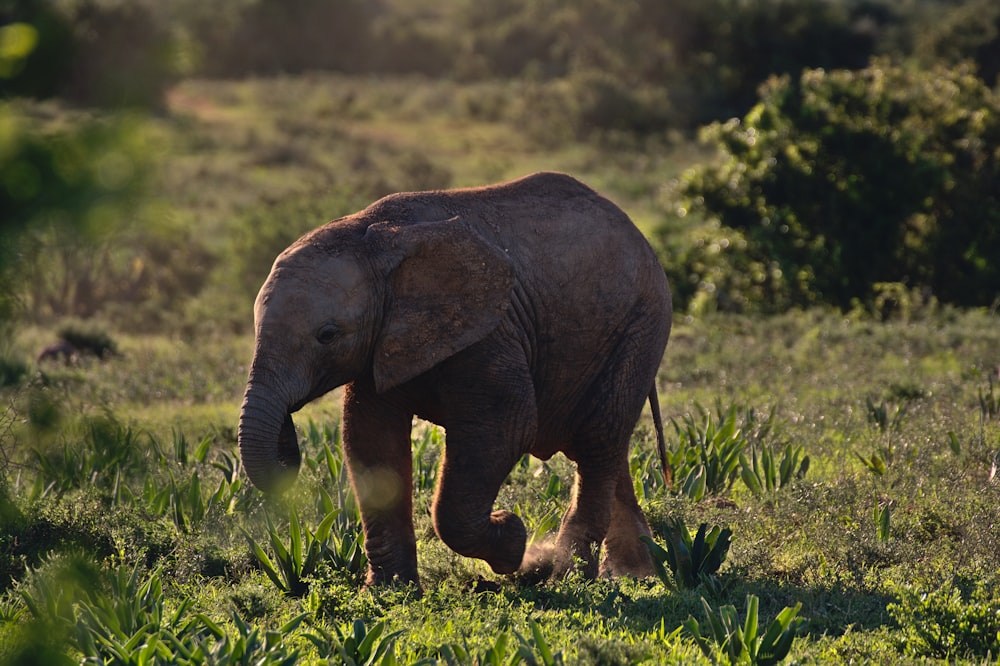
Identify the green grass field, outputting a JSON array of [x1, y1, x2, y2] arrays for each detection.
[[2, 75, 999, 664]]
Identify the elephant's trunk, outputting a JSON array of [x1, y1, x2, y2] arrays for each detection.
[[238, 380, 302, 494]]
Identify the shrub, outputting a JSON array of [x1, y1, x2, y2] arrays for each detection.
[[660, 59, 1000, 312], [664, 402, 781, 500], [56, 323, 117, 360], [684, 595, 804, 665], [887, 576, 1000, 659], [0, 355, 27, 388], [2, 0, 178, 109], [642, 519, 732, 591]]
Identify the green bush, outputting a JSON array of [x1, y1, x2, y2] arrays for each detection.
[[663, 402, 781, 499], [56, 323, 117, 359], [642, 519, 732, 591], [887, 576, 1000, 659], [0, 356, 27, 389], [2, 0, 179, 109], [660, 59, 1000, 312], [684, 595, 803, 665]]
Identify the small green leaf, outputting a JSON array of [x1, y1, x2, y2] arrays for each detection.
[[743, 594, 759, 655], [947, 431, 961, 455]]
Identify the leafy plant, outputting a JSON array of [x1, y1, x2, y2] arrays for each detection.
[[665, 403, 749, 500], [412, 424, 443, 493], [865, 397, 908, 437], [516, 500, 562, 547], [439, 633, 516, 666], [72, 564, 202, 664], [642, 519, 732, 590], [161, 430, 213, 468], [30, 415, 145, 497], [245, 507, 344, 597], [684, 595, 803, 665], [514, 619, 565, 666], [856, 397, 908, 475], [302, 421, 362, 526], [207, 448, 247, 516], [887, 577, 1000, 659], [873, 497, 892, 544], [630, 446, 667, 501], [0, 354, 28, 388], [244, 507, 367, 597], [739, 442, 809, 494], [304, 619, 402, 666], [980, 375, 999, 421], [662, 60, 1000, 313], [194, 609, 305, 665]]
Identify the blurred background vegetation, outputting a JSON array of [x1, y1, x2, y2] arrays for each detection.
[[2, 0, 999, 348]]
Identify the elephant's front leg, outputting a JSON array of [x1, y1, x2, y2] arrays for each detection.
[[343, 383, 418, 587], [431, 359, 539, 574], [432, 432, 530, 574]]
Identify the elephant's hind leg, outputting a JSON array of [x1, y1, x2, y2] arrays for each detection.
[[553, 325, 663, 579], [551, 457, 618, 578], [600, 462, 655, 577]]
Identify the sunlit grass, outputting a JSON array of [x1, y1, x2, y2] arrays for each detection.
[[3, 288, 1000, 662]]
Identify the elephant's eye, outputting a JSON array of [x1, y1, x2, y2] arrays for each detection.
[[316, 324, 338, 345]]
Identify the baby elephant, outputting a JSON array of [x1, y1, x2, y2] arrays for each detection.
[[238, 172, 672, 587]]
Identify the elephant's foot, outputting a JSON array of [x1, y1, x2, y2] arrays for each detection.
[[483, 510, 528, 574], [600, 475, 656, 578], [362, 532, 420, 589], [435, 509, 527, 576], [515, 535, 600, 583], [363, 565, 421, 590], [599, 539, 655, 578], [516, 540, 561, 584]]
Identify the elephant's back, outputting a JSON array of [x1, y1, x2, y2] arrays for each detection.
[[485, 175, 671, 412], [360, 170, 669, 318]]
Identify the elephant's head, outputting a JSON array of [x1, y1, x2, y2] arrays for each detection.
[[238, 216, 514, 494]]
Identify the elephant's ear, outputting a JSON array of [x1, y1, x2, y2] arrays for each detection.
[[368, 218, 514, 393]]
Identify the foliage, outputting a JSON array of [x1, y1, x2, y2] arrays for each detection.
[[664, 402, 783, 500], [855, 397, 910, 478], [980, 375, 999, 421], [0, 357, 27, 389], [683, 595, 803, 665], [739, 442, 809, 495], [872, 497, 892, 544], [908, 0, 1000, 84], [16, 0, 1000, 134], [0, 102, 163, 325], [14, 552, 308, 664], [198, 0, 375, 78], [304, 619, 402, 666], [0, 309, 999, 662], [642, 519, 732, 591], [30, 415, 146, 496], [244, 507, 365, 597], [1, 0, 179, 108], [55, 322, 117, 359], [661, 59, 1000, 312], [887, 576, 1000, 659], [664, 403, 744, 499]]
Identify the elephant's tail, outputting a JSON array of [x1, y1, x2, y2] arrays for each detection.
[[648, 386, 672, 488]]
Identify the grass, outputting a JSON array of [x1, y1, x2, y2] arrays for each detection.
[[3, 307, 999, 664], [164, 75, 695, 235]]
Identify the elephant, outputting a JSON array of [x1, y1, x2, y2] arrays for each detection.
[[238, 171, 672, 588]]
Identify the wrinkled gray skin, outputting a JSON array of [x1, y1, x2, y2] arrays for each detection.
[[238, 172, 672, 587]]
